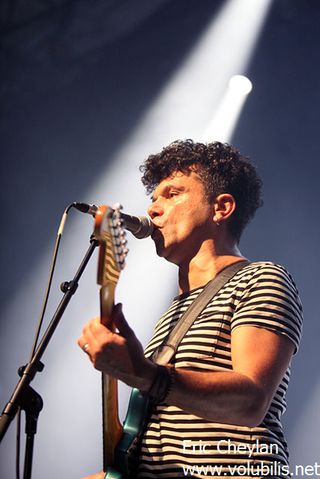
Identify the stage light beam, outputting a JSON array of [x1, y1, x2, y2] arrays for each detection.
[[202, 74, 254, 143]]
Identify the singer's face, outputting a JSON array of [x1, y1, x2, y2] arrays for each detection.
[[147, 170, 214, 265]]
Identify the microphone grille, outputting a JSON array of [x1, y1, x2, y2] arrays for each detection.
[[136, 216, 154, 239]]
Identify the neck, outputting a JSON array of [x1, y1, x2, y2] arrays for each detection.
[[178, 237, 245, 293]]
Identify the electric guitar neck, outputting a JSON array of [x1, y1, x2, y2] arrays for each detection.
[[94, 204, 127, 473]]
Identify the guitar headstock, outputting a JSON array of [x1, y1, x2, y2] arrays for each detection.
[[94, 203, 128, 288]]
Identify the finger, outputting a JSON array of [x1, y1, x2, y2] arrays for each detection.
[[77, 319, 104, 352], [90, 317, 115, 336], [77, 331, 93, 355], [77, 336, 88, 351], [113, 303, 135, 338], [82, 343, 90, 354]]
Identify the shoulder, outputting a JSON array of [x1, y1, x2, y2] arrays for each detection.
[[237, 260, 294, 277], [231, 261, 303, 353], [233, 261, 300, 294]]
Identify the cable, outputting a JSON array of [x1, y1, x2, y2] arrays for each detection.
[[15, 203, 75, 479]]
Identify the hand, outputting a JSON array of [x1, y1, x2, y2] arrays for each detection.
[[78, 304, 157, 391]]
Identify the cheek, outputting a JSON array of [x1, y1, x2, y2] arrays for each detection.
[[172, 213, 200, 239], [179, 202, 211, 226]]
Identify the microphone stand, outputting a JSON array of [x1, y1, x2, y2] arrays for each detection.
[[0, 235, 99, 479]]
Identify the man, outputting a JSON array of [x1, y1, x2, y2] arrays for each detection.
[[78, 140, 302, 478]]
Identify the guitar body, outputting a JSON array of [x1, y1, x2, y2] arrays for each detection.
[[104, 389, 150, 479], [104, 468, 123, 479]]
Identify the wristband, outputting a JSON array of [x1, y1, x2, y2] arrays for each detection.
[[147, 365, 176, 404]]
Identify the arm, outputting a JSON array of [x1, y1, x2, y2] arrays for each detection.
[[78, 305, 294, 427], [167, 263, 301, 426], [165, 325, 295, 426]]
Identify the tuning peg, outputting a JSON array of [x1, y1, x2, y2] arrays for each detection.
[[116, 253, 127, 269], [114, 236, 126, 245], [118, 247, 128, 257], [112, 202, 123, 211]]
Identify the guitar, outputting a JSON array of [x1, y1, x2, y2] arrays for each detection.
[[94, 204, 149, 479]]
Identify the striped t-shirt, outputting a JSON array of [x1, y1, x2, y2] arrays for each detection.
[[137, 262, 303, 478]]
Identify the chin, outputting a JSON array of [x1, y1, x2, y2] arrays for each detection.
[[154, 240, 174, 262], [155, 243, 169, 258], [152, 233, 181, 264]]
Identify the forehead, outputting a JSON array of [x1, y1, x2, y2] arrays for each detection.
[[152, 170, 204, 197]]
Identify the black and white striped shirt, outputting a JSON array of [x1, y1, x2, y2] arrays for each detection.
[[138, 262, 303, 478]]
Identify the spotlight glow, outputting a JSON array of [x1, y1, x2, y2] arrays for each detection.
[[201, 74, 254, 143], [229, 74, 253, 95]]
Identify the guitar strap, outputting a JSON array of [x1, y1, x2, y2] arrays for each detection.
[[120, 260, 251, 478], [151, 260, 250, 365]]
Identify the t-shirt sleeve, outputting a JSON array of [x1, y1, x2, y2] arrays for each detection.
[[231, 263, 303, 353]]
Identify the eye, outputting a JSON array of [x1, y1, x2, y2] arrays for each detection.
[[168, 190, 179, 198]]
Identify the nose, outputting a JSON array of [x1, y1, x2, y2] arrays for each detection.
[[147, 199, 164, 219]]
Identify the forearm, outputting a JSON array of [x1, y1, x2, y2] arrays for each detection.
[[163, 367, 267, 427]]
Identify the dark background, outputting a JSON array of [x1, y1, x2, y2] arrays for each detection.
[[1, 1, 319, 477]]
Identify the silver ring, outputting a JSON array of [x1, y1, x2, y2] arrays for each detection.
[[82, 343, 89, 353]]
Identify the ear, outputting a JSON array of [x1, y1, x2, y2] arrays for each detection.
[[212, 193, 236, 224]]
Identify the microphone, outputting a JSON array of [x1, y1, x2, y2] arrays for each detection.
[[73, 202, 154, 239]]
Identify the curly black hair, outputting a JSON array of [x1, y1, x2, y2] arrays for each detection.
[[139, 139, 263, 242]]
